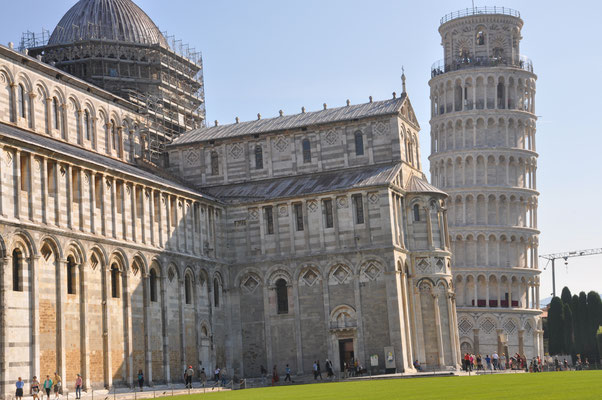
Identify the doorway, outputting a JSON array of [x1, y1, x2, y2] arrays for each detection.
[[338, 339, 354, 371]]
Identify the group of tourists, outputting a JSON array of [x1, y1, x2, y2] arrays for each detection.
[[462, 352, 545, 373], [16, 372, 82, 400]]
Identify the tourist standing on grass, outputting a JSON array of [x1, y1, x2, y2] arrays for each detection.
[[43, 375, 52, 400], [15, 377, 24, 400], [485, 355, 491, 370], [137, 370, 144, 391], [214, 367, 220, 382], [271, 365, 279, 386], [492, 352, 499, 370], [53, 373, 62, 399], [313, 361, 318, 380], [316, 361, 323, 380], [31, 376, 40, 400], [200, 368, 207, 388], [74, 374, 82, 399], [284, 364, 292, 382]]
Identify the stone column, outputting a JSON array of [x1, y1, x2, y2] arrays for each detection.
[[123, 272, 134, 387], [178, 278, 186, 380], [292, 280, 304, 374], [262, 283, 273, 369], [160, 274, 170, 383], [79, 261, 91, 390], [142, 273, 153, 386], [57, 259, 67, 390], [102, 265, 112, 388], [518, 329, 524, 356], [432, 292, 445, 367], [445, 292, 458, 367], [0, 256, 8, 399], [30, 255, 41, 384]]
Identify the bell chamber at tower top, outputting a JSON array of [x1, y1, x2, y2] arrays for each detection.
[[431, 7, 533, 78]]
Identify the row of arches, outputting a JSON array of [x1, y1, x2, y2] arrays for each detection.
[[447, 192, 537, 229], [3, 231, 222, 388], [0, 65, 145, 162], [431, 116, 536, 153], [430, 154, 537, 190], [431, 74, 536, 116], [455, 273, 540, 310], [451, 233, 538, 269]]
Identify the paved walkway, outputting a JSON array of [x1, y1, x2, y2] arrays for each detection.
[[27, 384, 229, 400]]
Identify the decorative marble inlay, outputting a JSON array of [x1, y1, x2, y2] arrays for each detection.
[[242, 276, 260, 293], [278, 205, 288, 217], [307, 200, 318, 212], [332, 265, 350, 284], [417, 258, 430, 273], [229, 144, 243, 159], [302, 269, 319, 287], [248, 208, 259, 221], [324, 129, 339, 145], [368, 192, 379, 204], [274, 136, 288, 152], [504, 319, 517, 335], [185, 149, 200, 165], [459, 319, 473, 334], [363, 262, 381, 281], [336, 196, 348, 209], [480, 319, 495, 334], [374, 121, 388, 135]]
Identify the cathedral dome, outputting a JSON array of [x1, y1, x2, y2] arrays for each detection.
[[48, 0, 168, 48]]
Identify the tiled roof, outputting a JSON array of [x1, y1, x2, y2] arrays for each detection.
[[0, 123, 215, 201], [203, 163, 403, 203], [405, 174, 447, 195], [171, 95, 406, 145]]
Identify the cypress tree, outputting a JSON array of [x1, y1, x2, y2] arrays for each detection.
[[586, 291, 602, 361], [561, 287, 572, 306], [576, 292, 588, 357], [548, 297, 564, 355], [562, 303, 573, 355], [571, 294, 581, 354]]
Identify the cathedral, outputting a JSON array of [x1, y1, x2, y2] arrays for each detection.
[[0, 0, 542, 397]]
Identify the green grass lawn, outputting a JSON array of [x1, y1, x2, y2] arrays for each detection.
[[168, 371, 602, 400]]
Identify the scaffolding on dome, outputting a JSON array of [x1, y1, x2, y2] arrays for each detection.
[[21, 26, 206, 164]]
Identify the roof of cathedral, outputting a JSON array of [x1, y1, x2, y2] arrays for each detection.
[[0, 123, 214, 201], [405, 174, 446, 195], [48, 0, 168, 48], [202, 163, 403, 203], [172, 95, 407, 145]]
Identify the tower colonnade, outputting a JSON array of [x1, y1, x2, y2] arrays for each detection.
[[429, 7, 543, 358]]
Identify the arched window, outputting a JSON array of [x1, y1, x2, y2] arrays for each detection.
[[210, 151, 219, 176], [149, 268, 158, 302], [12, 249, 22, 292], [110, 120, 117, 150], [53, 97, 60, 130], [74, 106, 81, 142], [84, 110, 91, 141], [67, 256, 77, 295], [276, 278, 288, 314], [302, 138, 311, 163], [255, 145, 263, 169], [213, 278, 220, 307], [18, 84, 26, 119], [111, 264, 120, 298], [413, 204, 420, 222], [185, 274, 192, 305], [354, 131, 364, 156], [6, 77, 15, 122]]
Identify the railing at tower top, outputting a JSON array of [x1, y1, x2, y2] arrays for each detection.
[[431, 55, 533, 78], [440, 7, 521, 25]]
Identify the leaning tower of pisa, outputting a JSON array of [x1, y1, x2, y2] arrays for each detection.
[[429, 7, 543, 359]]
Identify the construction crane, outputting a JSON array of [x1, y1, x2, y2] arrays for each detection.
[[539, 248, 602, 297]]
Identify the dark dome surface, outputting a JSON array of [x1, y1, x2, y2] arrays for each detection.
[[48, 0, 168, 47]]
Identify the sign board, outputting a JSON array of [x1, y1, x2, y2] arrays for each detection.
[[384, 346, 395, 369], [370, 354, 379, 367]]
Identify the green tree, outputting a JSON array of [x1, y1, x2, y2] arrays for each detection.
[[576, 292, 588, 356], [561, 287, 572, 306], [548, 297, 564, 355], [597, 327, 602, 362], [562, 303, 573, 355], [571, 294, 582, 354], [586, 292, 602, 361]]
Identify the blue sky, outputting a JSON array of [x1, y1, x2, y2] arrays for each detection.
[[2, 0, 601, 297]]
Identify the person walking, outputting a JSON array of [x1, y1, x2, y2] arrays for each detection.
[[42, 375, 53, 400], [137, 370, 144, 391], [214, 367, 220, 383], [485, 355, 491, 371], [53, 373, 62, 399], [31, 376, 40, 400], [74, 374, 82, 399], [199, 368, 207, 388], [271, 365, 279, 386], [185, 365, 194, 388], [220, 366, 227, 387], [492, 352, 499, 370], [15, 377, 24, 400], [284, 364, 292, 383], [316, 360, 323, 380], [325, 359, 333, 380], [313, 361, 318, 380]]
